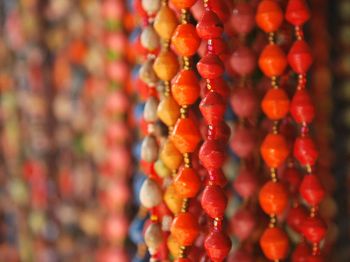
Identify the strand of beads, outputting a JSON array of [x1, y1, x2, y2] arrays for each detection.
[[196, 1, 232, 261], [168, 0, 202, 260], [256, 1, 290, 261], [285, 1, 327, 260]]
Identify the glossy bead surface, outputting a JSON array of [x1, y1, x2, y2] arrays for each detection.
[[201, 185, 227, 218], [199, 91, 226, 125], [294, 136, 318, 166], [160, 139, 183, 171], [196, 9, 223, 39], [261, 133, 289, 168], [288, 40, 313, 74], [259, 181, 288, 215], [231, 3, 255, 35], [260, 227, 289, 260], [157, 96, 181, 127], [290, 89, 315, 124], [256, 0, 284, 33], [172, 118, 201, 153], [299, 174, 325, 206], [285, 0, 311, 26], [204, 231, 232, 262], [230, 46, 257, 76], [199, 140, 226, 170], [153, 50, 179, 81], [172, 69, 200, 106], [301, 216, 327, 243], [259, 44, 287, 77], [171, 212, 199, 246], [154, 5, 178, 40], [172, 24, 201, 57], [174, 167, 201, 198], [262, 88, 290, 120]]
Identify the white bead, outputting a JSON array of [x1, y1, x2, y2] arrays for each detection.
[[140, 26, 159, 51], [144, 96, 159, 122], [139, 58, 158, 87], [141, 135, 158, 163], [144, 223, 163, 254], [141, 0, 161, 15], [140, 178, 162, 208]]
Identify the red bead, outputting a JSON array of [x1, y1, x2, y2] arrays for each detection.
[[208, 169, 228, 187], [285, 0, 311, 26], [196, 9, 223, 39], [172, 118, 202, 154], [172, 69, 200, 106], [230, 208, 256, 241], [306, 255, 325, 262], [259, 44, 287, 77], [207, 38, 227, 56], [261, 88, 290, 120], [287, 205, 308, 233], [292, 243, 311, 262], [259, 181, 289, 215], [280, 167, 303, 195], [202, 78, 230, 99], [174, 259, 192, 262], [199, 140, 226, 170], [230, 45, 257, 76], [261, 133, 289, 168], [230, 126, 256, 158], [299, 174, 325, 206], [256, 0, 284, 33], [233, 167, 258, 199], [201, 185, 227, 218], [288, 40, 313, 74], [206, 121, 231, 142], [231, 3, 255, 35], [174, 167, 201, 198], [290, 89, 315, 124], [230, 86, 258, 118], [204, 230, 232, 262], [197, 54, 225, 79], [294, 136, 318, 166], [171, 212, 200, 246], [200, 91, 226, 125], [301, 216, 327, 243], [229, 249, 254, 262], [208, 0, 230, 22], [260, 227, 289, 260]]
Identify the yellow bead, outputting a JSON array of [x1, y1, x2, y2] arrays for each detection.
[[164, 183, 183, 215], [157, 96, 180, 126], [154, 5, 178, 40], [160, 139, 183, 171], [153, 50, 179, 81]]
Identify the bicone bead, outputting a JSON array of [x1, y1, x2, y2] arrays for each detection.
[[172, 118, 201, 153], [164, 183, 183, 214], [153, 50, 179, 81], [259, 181, 289, 215], [260, 227, 289, 260], [230, 208, 256, 241], [204, 78, 230, 98], [288, 40, 313, 74], [230, 86, 258, 118], [259, 44, 287, 77], [154, 5, 178, 40], [207, 0, 231, 22], [285, 0, 311, 26], [171, 212, 199, 246], [206, 121, 231, 142], [280, 167, 303, 195], [172, 69, 200, 106], [199, 91, 226, 125], [174, 167, 201, 198], [291, 243, 310, 262], [196, 9, 223, 39], [294, 136, 318, 166], [261, 133, 289, 168], [197, 54, 225, 79], [301, 216, 327, 243], [230, 126, 256, 158], [208, 169, 228, 187], [204, 231, 232, 262], [231, 3, 255, 35], [199, 139, 226, 170], [172, 24, 201, 57], [286, 205, 308, 233], [207, 38, 227, 56], [201, 185, 227, 218], [160, 139, 183, 171], [262, 88, 290, 120], [290, 89, 315, 124], [256, 0, 284, 33], [299, 174, 325, 206], [140, 178, 162, 208], [233, 167, 258, 199], [170, 0, 197, 9], [230, 45, 257, 76], [157, 96, 181, 127]]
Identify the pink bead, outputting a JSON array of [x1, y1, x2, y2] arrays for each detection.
[[230, 208, 256, 241], [230, 45, 257, 76], [231, 3, 255, 35], [230, 86, 258, 118], [233, 167, 258, 199], [230, 126, 256, 158]]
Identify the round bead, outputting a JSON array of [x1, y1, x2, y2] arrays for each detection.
[[288, 40, 313, 74], [301, 216, 327, 243], [230, 86, 258, 118], [154, 5, 178, 40], [261, 133, 289, 168], [144, 223, 163, 255], [140, 179, 162, 208], [230, 208, 256, 241], [293, 136, 318, 166], [230, 45, 257, 76], [174, 167, 201, 198], [157, 96, 181, 127], [141, 0, 161, 15], [199, 91, 226, 125], [259, 181, 289, 215], [196, 9, 223, 39], [140, 25, 160, 51], [171, 212, 199, 246], [287, 205, 308, 233], [197, 54, 225, 79], [204, 231, 232, 262], [285, 0, 311, 26], [230, 126, 256, 158], [153, 50, 179, 81], [160, 139, 183, 171], [261, 88, 290, 120], [231, 3, 255, 35], [260, 227, 289, 260], [299, 174, 325, 206], [141, 135, 159, 163], [199, 140, 226, 170], [170, 0, 197, 9], [256, 0, 284, 33], [172, 69, 200, 106], [172, 24, 201, 57], [201, 185, 227, 218], [139, 58, 158, 87], [259, 44, 287, 77], [164, 183, 183, 215], [233, 167, 258, 199], [172, 118, 202, 154], [144, 96, 159, 122], [290, 89, 315, 124]]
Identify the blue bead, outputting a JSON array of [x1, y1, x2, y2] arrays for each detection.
[[129, 217, 146, 244]]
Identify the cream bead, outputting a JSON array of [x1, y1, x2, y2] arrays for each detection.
[[140, 178, 162, 208], [144, 223, 163, 255], [141, 135, 158, 163], [141, 25, 160, 51], [141, 0, 161, 16], [144, 96, 159, 122]]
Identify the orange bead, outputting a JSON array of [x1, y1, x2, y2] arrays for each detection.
[[171, 212, 199, 246], [172, 69, 200, 106], [171, 118, 201, 154], [170, 0, 197, 9], [164, 183, 183, 215], [174, 167, 201, 198], [157, 96, 181, 126], [172, 24, 201, 57], [160, 139, 183, 171], [259, 44, 287, 77], [259, 181, 288, 215], [153, 50, 179, 81], [260, 227, 289, 260], [154, 5, 178, 40], [167, 234, 180, 258], [261, 133, 289, 168], [256, 0, 284, 33], [261, 88, 290, 120]]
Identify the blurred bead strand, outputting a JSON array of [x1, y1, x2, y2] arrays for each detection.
[[195, 0, 233, 261], [256, 1, 291, 261]]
